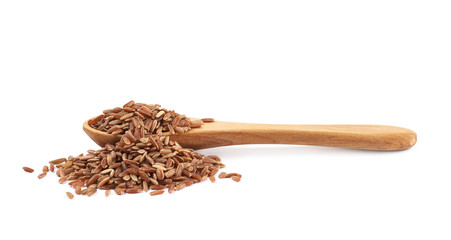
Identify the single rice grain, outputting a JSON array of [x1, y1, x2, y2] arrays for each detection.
[[23, 167, 34, 173], [225, 173, 242, 178], [58, 177, 67, 184], [49, 158, 66, 164], [231, 176, 241, 182], [38, 172, 47, 179], [87, 188, 97, 196], [150, 190, 165, 196], [209, 176, 216, 183], [150, 185, 165, 190], [66, 192, 74, 199], [201, 118, 214, 123]]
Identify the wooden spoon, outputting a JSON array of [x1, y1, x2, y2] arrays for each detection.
[[83, 118, 416, 151]]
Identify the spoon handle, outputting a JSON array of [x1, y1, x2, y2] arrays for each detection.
[[172, 121, 417, 150]]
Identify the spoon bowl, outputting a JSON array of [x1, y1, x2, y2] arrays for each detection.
[[83, 117, 416, 151]]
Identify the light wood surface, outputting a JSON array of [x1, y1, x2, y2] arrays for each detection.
[[83, 119, 416, 151]]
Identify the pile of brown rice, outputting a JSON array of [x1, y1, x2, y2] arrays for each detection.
[[24, 102, 241, 199], [88, 100, 203, 136]]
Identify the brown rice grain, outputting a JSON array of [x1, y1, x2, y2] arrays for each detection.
[[150, 185, 165, 190], [143, 181, 149, 192], [201, 118, 214, 123], [149, 177, 159, 185], [126, 188, 142, 194], [66, 192, 74, 199], [168, 184, 175, 194], [123, 100, 135, 108], [175, 164, 183, 177], [38, 172, 47, 179], [156, 110, 165, 118], [176, 183, 186, 191], [165, 169, 176, 178], [231, 176, 241, 182], [97, 177, 110, 188], [75, 186, 82, 195], [225, 173, 242, 178], [208, 168, 219, 177], [114, 187, 125, 195], [23, 167, 34, 173], [49, 158, 66, 164], [81, 188, 89, 195], [150, 189, 165, 196], [156, 168, 164, 180], [209, 176, 216, 183], [87, 188, 97, 197], [130, 174, 138, 182], [174, 126, 185, 134], [119, 112, 134, 121], [58, 177, 67, 184]]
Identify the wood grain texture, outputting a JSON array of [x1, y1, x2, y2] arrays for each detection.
[[83, 119, 416, 151]]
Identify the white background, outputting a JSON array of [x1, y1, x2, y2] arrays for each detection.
[[1, 1, 450, 239]]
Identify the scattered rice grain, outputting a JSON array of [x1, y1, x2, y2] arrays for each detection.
[[23, 167, 34, 173], [231, 176, 241, 182], [150, 189, 165, 196], [201, 118, 214, 123], [66, 192, 74, 199]]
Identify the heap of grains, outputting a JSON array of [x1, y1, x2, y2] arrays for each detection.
[[89, 100, 203, 136], [39, 130, 237, 197], [24, 102, 240, 199]]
